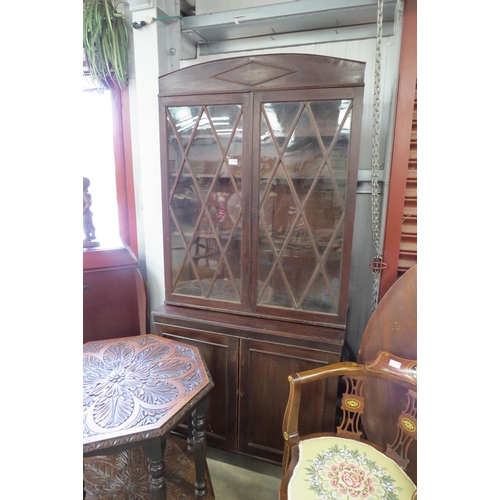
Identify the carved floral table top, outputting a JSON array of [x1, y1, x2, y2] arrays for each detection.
[[83, 335, 213, 455]]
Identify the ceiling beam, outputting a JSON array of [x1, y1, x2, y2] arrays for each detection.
[[181, 0, 397, 43], [197, 22, 394, 56]]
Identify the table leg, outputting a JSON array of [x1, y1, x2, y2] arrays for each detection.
[[191, 396, 209, 499], [144, 439, 167, 500], [187, 409, 194, 453]]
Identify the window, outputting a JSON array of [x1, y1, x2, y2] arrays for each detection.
[[83, 80, 122, 248], [82, 67, 137, 261]]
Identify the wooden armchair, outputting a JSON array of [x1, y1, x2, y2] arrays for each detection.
[[280, 351, 417, 500]]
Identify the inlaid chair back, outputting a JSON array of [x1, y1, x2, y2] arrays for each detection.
[[280, 351, 417, 500], [358, 265, 417, 482]]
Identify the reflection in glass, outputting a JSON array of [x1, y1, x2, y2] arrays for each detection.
[[166, 104, 244, 303], [258, 99, 352, 314]]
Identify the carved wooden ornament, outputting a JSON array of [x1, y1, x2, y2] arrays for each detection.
[[83, 335, 212, 452]]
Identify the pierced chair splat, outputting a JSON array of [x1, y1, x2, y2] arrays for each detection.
[[280, 351, 417, 500]]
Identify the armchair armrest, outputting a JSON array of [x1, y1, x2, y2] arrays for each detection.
[[281, 351, 416, 472]]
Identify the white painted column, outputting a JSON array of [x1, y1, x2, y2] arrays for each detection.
[[127, 1, 181, 327]]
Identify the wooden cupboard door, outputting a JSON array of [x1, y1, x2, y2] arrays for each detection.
[[157, 327, 239, 451], [238, 339, 340, 463]]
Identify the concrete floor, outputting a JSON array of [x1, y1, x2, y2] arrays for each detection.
[[207, 446, 282, 500]]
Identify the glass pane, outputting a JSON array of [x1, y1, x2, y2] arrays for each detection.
[[210, 104, 244, 180], [327, 100, 352, 200], [262, 102, 301, 150], [257, 99, 352, 315], [167, 104, 244, 303], [207, 105, 242, 148]]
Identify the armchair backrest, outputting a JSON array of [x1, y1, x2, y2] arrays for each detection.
[[358, 264, 417, 481], [336, 352, 417, 470], [282, 351, 417, 481]]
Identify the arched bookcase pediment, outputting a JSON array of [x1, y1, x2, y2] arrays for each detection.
[[159, 54, 365, 96]]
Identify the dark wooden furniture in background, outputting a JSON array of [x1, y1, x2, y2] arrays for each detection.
[[153, 54, 365, 463], [83, 245, 147, 343], [358, 264, 417, 483], [83, 335, 214, 499], [358, 264, 417, 363]]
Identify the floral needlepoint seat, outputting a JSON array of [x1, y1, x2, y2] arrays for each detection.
[[288, 436, 416, 499], [280, 351, 417, 500]]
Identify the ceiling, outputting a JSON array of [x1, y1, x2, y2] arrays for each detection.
[[178, 0, 398, 58]]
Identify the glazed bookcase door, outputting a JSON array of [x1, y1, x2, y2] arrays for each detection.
[[159, 56, 364, 328], [252, 89, 363, 327], [160, 94, 252, 312]]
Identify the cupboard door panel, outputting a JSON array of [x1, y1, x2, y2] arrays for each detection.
[[238, 339, 340, 462], [156, 327, 239, 451]]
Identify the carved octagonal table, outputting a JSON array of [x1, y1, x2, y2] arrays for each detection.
[[83, 335, 214, 499]]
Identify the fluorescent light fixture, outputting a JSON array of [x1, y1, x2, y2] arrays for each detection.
[[128, 0, 154, 12]]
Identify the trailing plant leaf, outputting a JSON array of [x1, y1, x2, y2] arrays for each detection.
[[83, 0, 129, 90]]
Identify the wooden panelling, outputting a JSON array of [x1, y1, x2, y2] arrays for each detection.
[[153, 305, 342, 463], [156, 327, 239, 451], [238, 339, 340, 463]]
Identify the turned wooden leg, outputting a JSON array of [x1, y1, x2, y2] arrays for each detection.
[[144, 440, 167, 500], [191, 397, 209, 499], [187, 409, 194, 453]]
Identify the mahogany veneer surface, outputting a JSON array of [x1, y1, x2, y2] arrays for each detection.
[[153, 305, 342, 463]]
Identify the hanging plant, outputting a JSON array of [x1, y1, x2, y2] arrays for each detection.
[[83, 0, 129, 90]]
